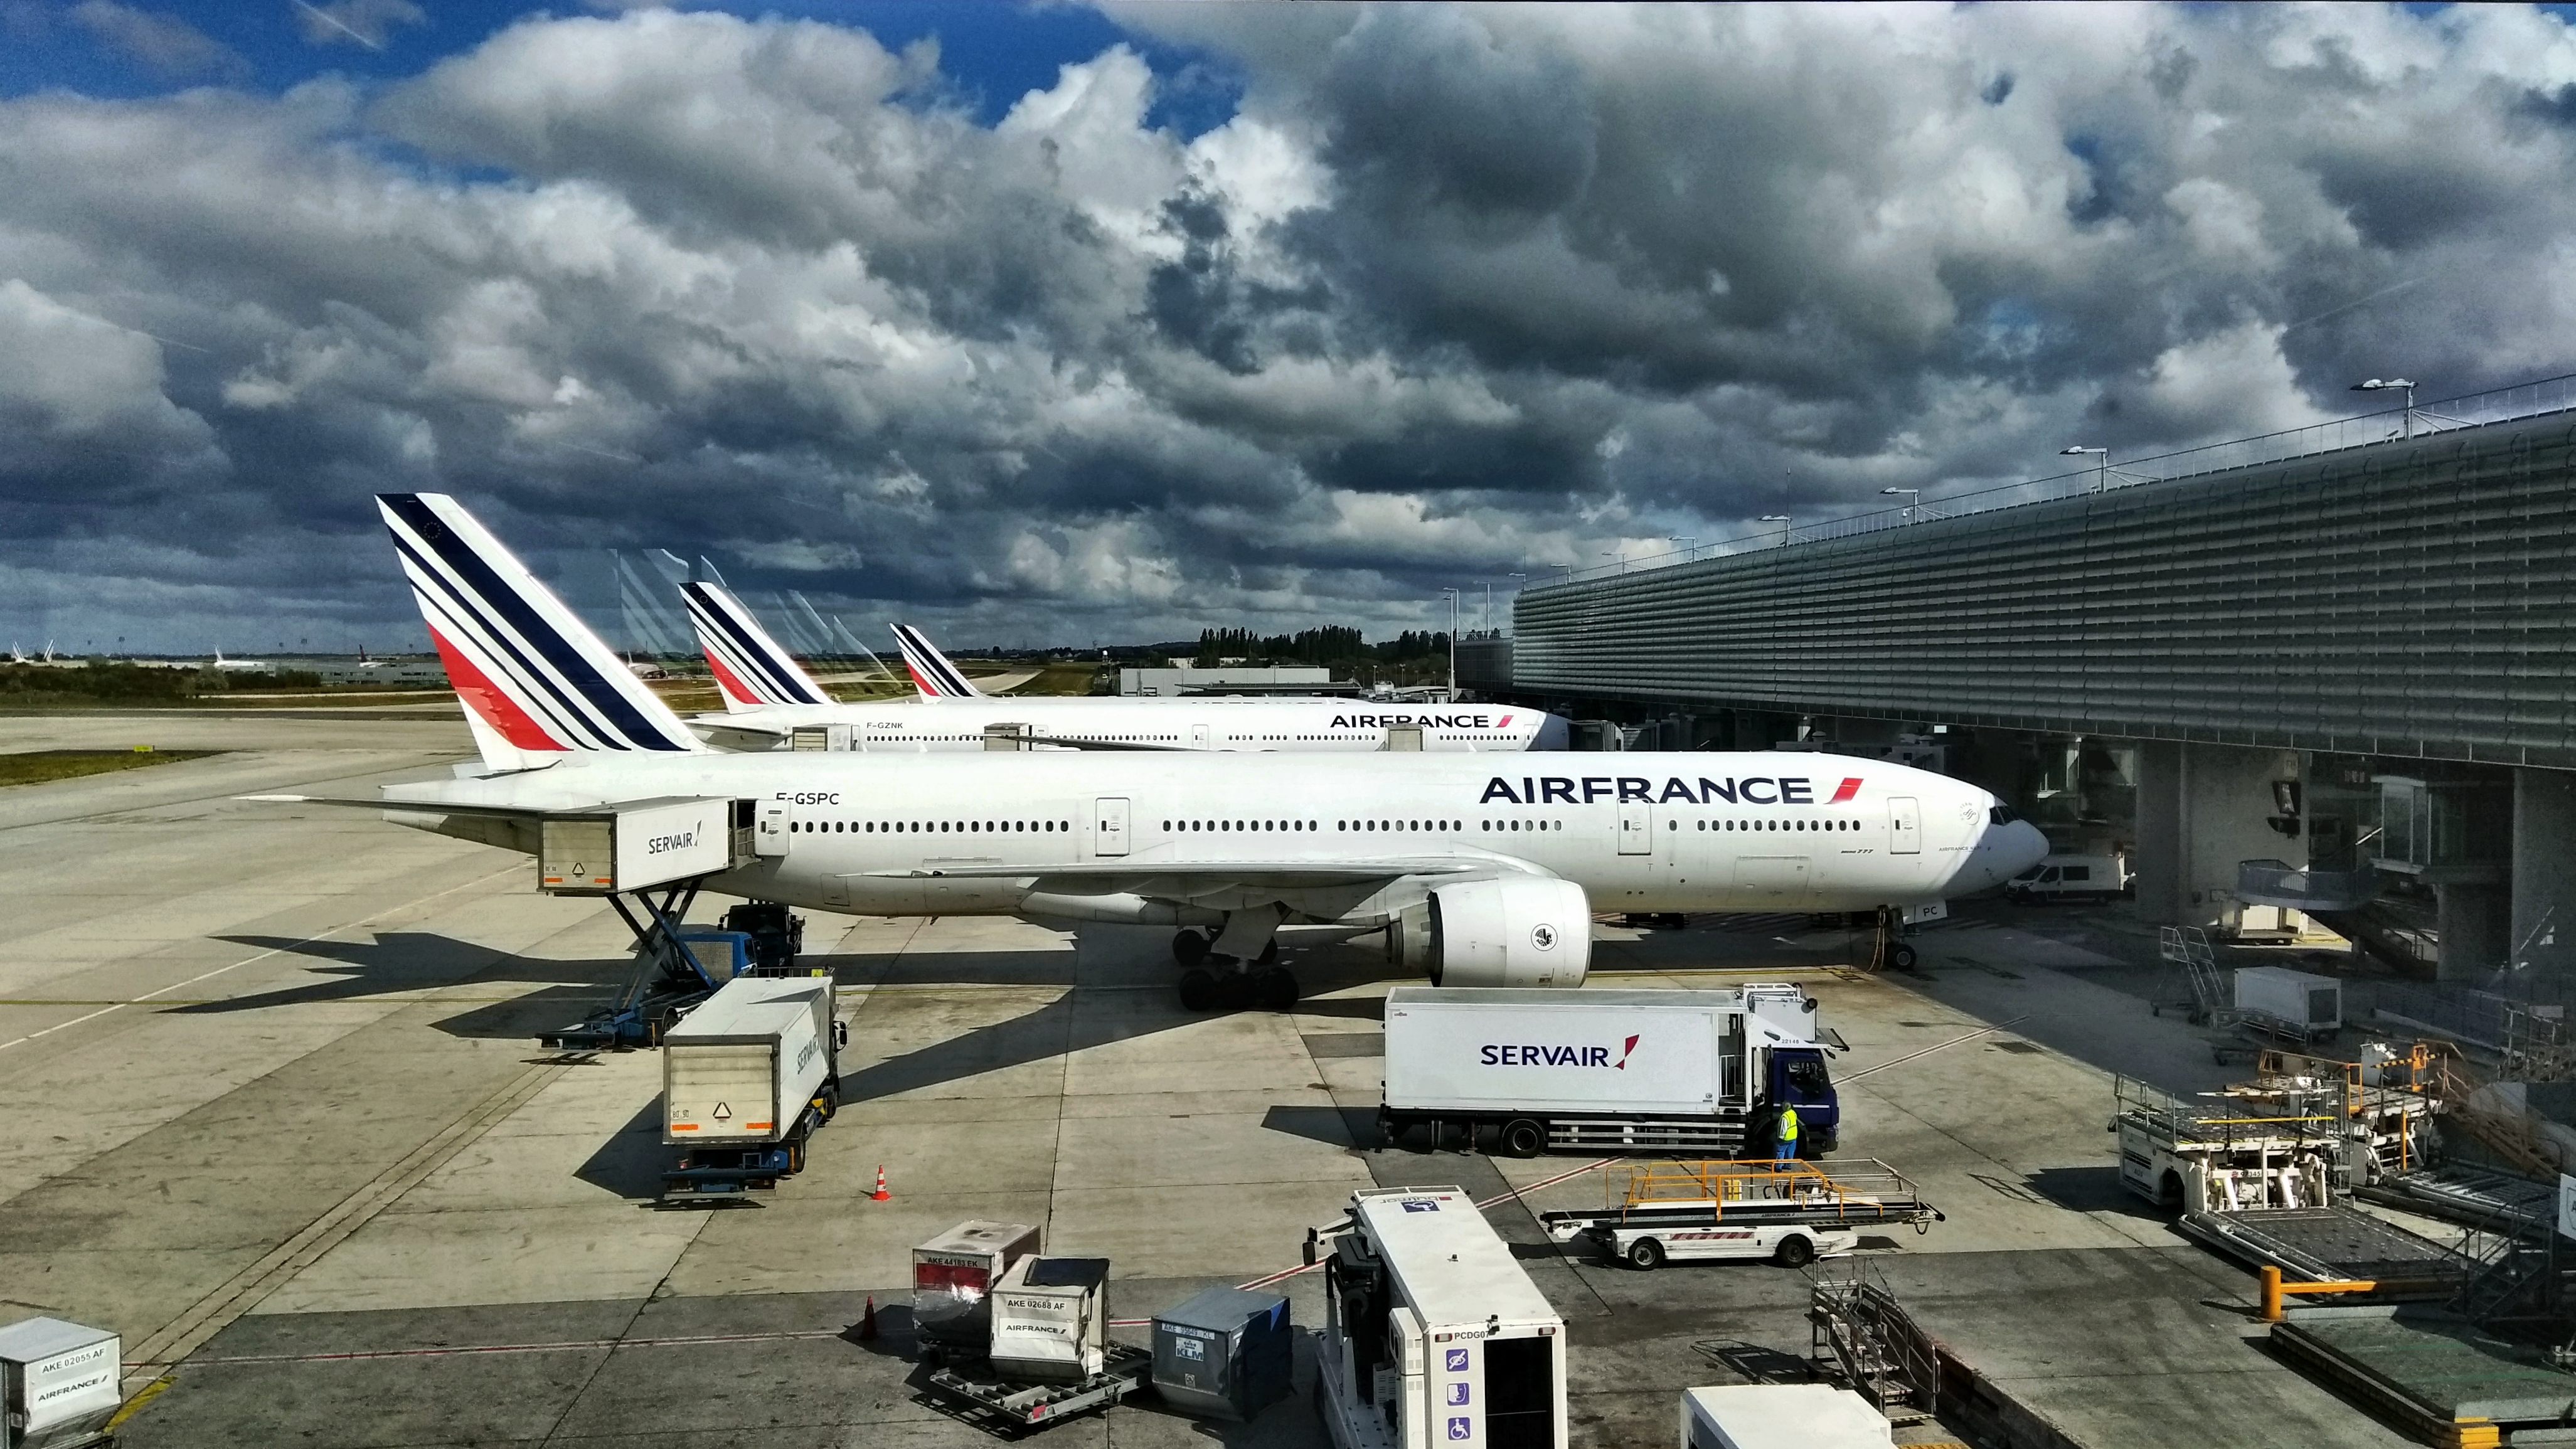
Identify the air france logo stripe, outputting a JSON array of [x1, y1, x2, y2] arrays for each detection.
[[378, 495, 695, 752], [683, 583, 829, 706], [1829, 777, 1863, 804], [891, 624, 977, 698]]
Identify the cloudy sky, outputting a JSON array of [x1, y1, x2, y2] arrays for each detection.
[[4, 1, 2576, 655]]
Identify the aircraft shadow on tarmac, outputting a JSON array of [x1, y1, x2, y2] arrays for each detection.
[[830, 938, 1396, 1108], [188, 932, 635, 1039]]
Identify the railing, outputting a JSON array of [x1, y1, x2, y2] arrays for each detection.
[[1614, 1158, 1919, 1220], [1537, 370, 2576, 591], [2237, 860, 2380, 911]]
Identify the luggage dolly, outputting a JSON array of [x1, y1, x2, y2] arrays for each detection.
[[919, 1344, 1152, 1435]]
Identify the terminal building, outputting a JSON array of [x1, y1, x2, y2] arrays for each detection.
[[1476, 376, 2576, 999]]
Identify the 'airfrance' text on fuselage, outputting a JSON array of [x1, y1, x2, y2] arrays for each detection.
[[1479, 775, 1867, 806]]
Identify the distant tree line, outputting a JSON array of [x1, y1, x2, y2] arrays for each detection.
[[1187, 626, 1453, 686]]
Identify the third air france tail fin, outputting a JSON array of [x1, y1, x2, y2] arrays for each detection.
[[890, 622, 983, 698], [681, 581, 833, 711], [377, 493, 705, 768]]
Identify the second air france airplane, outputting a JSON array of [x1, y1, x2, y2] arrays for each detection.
[[263, 494, 2048, 1011], [681, 577, 1568, 753]]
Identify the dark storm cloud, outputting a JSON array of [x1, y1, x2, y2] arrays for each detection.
[[4, 3, 2576, 652]]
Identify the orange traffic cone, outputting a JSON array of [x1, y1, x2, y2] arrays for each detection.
[[870, 1164, 891, 1202], [859, 1295, 879, 1340]]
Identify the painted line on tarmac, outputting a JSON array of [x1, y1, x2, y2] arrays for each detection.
[[0, 863, 523, 1054], [1842, 1014, 2032, 1081], [153, 1328, 848, 1369]]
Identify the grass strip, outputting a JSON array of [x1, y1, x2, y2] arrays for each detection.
[[0, 748, 218, 787]]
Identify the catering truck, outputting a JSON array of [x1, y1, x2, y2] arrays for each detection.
[[1306, 1186, 1567, 1449], [659, 974, 844, 1197], [1378, 985, 1843, 1157]]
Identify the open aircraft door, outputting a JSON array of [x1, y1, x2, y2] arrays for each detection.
[[1094, 797, 1131, 857], [1890, 797, 1921, 854]]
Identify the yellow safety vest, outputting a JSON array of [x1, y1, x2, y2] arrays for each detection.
[[1778, 1105, 1799, 1141]]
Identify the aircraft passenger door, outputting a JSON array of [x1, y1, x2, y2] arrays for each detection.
[[1617, 803, 1652, 856], [1094, 797, 1131, 857], [755, 799, 791, 857], [1191, 724, 1210, 750], [1889, 797, 1921, 855]]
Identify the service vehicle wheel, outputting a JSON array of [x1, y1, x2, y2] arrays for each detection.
[[1774, 1234, 1816, 1268], [1172, 930, 1210, 967], [1178, 968, 1216, 1011], [1257, 966, 1300, 1011], [1890, 942, 1919, 971], [1501, 1119, 1546, 1158], [1627, 1238, 1665, 1270]]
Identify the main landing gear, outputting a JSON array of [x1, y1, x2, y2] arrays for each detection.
[[1171, 928, 1299, 1012]]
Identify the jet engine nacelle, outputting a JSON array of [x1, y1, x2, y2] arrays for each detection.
[[1386, 877, 1590, 988]]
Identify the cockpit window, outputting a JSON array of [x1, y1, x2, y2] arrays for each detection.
[[1989, 804, 2021, 825]]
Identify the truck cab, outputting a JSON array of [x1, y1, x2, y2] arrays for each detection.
[[1764, 1048, 1838, 1157]]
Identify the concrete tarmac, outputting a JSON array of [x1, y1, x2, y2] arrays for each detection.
[[0, 713, 2420, 1447]]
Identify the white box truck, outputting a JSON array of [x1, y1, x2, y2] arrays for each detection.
[[1307, 1186, 1567, 1449], [1680, 1384, 1892, 1448], [660, 975, 842, 1196], [2232, 967, 2342, 1041], [1378, 985, 1843, 1157], [0, 1317, 119, 1449]]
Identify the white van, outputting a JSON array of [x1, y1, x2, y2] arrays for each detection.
[[2007, 854, 2131, 904]]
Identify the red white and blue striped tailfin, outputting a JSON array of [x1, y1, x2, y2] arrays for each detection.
[[377, 493, 706, 770], [890, 622, 982, 698], [682, 581, 833, 713]]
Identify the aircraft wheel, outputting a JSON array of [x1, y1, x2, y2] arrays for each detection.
[[1173, 930, 1210, 967], [1627, 1238, 1664, 1271], [1215, 971, 1256, 1011], [1257, 967, 1300, 1011], [1178, 968, 1216, 1011], [1890, 942, 1919, 971], [1774, 1233, 1817, 1269], [1257, 938, 1281, 966]]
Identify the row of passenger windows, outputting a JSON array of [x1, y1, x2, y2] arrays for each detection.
[[790, 820, 1072, 834], [1692, 818, 1857, 832]]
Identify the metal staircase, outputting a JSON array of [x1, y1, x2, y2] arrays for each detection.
[[1808, 1261, 1938, 1411]]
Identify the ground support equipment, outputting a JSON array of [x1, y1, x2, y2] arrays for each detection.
[[1540, 1159, 1940, 1270], [538, 877, 721, 1051], [918, 1344, 1152, 1435]]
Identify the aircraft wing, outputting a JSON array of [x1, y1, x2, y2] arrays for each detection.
[[684, 717, 793, 752]]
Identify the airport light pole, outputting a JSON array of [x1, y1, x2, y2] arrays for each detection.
[[2060, 445, 2109, 492], [1439, 587, 1461, 701], [1760, 514, 1793, 546], [1880, 488, 1920, 524], [2351, 378, 2417, 438], [1507, 572, 1526, 636]]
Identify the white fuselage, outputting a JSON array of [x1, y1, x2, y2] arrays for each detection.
[[698, 694, 1566, 753], [390, 751, 2046, 921]]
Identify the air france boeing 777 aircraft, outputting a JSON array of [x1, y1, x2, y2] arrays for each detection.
[[682, 578, 1567, 754], [260, 494, 2046, 1010]]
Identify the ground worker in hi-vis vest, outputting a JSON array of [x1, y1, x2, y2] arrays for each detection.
[[1774, 1103, 1800, 1165]]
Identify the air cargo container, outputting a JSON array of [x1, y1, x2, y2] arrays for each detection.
[[2232, 967, 2342, 1042], [1680, 1384, 1892, 1448], [913, 1220, 1042, 1362], [1306, 1186, 1567, 1449], [1151, 1287, 1291, 1421], [989, 1256, 1111, 1384], [1378, 985, 1841, 1157], [0, 1317, 119, 1449], [659, 975, 843, 1196]]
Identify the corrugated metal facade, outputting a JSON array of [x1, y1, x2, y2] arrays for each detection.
[[1514, 411, 2576, 768]]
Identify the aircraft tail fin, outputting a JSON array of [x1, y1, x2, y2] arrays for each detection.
[[681, 581, 833, 713], [891, 622, 982, 698], [376, 493, 706, 769]]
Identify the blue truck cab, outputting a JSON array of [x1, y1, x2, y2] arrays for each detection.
[[1765, 1046, 1840, 1157]]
